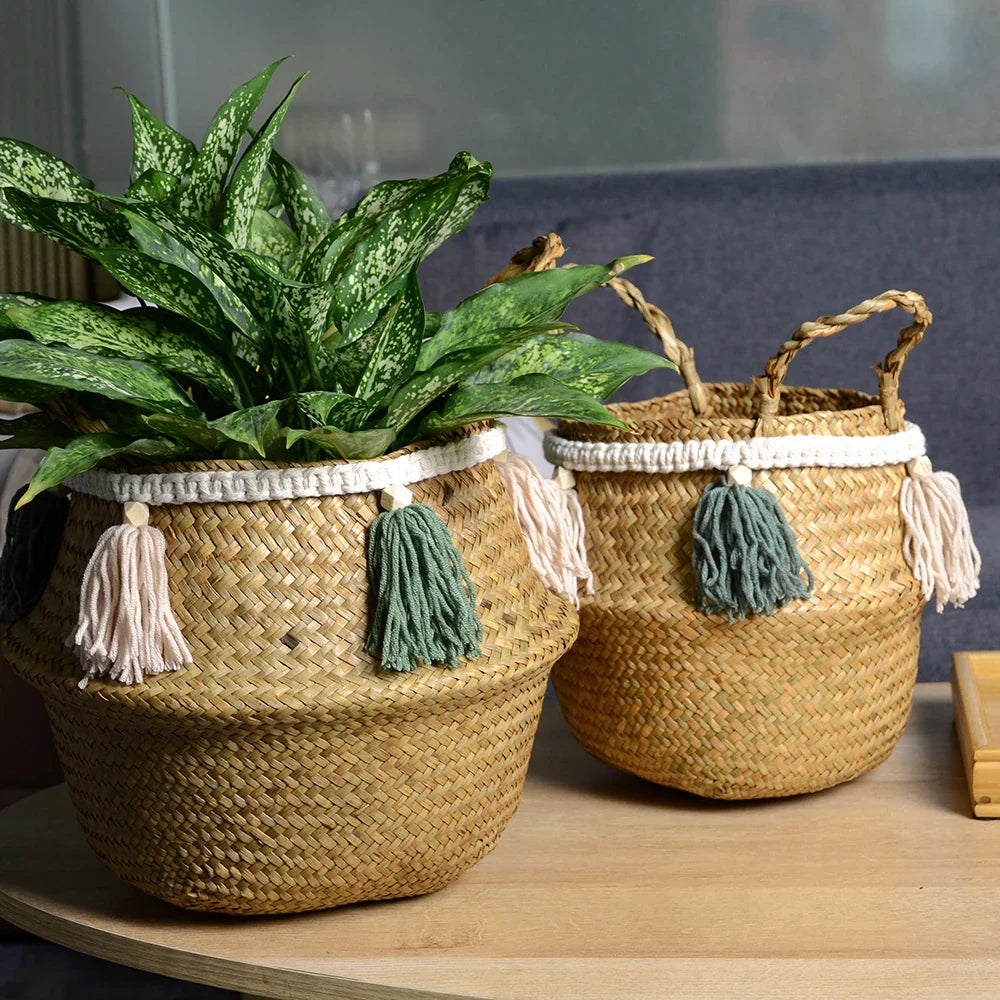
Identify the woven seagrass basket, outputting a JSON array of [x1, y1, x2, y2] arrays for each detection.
[[546, 285, 935, 799], [7, 423, 577, 914]]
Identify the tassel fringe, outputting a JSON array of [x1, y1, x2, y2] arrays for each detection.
[[366, 496, 482, 672], [693, 466, 813, 621], [497, 454, 593, 607], [74, 502, 191, 687], [900, 457, 980, 612]]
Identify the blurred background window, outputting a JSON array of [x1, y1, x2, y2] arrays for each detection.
[[3, 0, 999, 205]]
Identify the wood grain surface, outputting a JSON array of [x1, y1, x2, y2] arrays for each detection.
[[1, 683, 996, 1000]]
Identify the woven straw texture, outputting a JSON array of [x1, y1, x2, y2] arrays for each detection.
[[553, 286, 930, 799], [7, 425, 578, 914]]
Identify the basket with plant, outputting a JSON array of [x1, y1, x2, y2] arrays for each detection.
[[0, 59, 670, 913]]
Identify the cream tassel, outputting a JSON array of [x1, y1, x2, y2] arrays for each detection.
[[497, 454, 593, 606], [74, 501, 192, 688], [900, 456, 981, 612]]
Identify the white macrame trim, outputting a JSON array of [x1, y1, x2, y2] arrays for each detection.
[[67, 426, 508, 506], [543, 421, 926, 473]]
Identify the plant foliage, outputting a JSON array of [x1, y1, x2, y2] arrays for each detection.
[[0, 60, 674, 504]]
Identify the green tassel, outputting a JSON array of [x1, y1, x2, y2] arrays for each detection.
[[365, 502, 483, 672], [692, 469, 813, 622], [0, 484, 70, 626]]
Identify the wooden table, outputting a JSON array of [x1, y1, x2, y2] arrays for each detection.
[[0, 683, 996, 1000]]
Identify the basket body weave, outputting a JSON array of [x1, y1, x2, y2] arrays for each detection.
[[553, 385, 923, 799], [7, 429, 577, 914]]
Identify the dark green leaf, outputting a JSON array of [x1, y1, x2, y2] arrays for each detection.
[[418, 373, 628, 437], [1, 188, 130, 255], [269, 147, 330, 242], [272, 281, 335, 390], [416, 255, 651, 370], [293, 390, 371, 429], [0, 410, 73, 450], [18, 433, 185, 507], [285, 423, 395, 460], [180, 58, 288, 223], [7, 301, 243, 406], [0, 292, 53, 330], [221, 73, 306, 248], [248, 207, 297, 266], [431, 322, 578, 366], [0, 340, 200, 417], [0, 137, 93, 201], [125, 168, 180, 203], [93, 249, 236, 347], [466, 331, 676, 399], [208, 398, 285, 457], [354, 267, 424, 403], [119, 89, 196, 183], [143, 412, 227, 452], [328, 154, 492, 334]]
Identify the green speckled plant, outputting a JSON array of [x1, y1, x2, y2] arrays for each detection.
[[0, 58, 671, 503]]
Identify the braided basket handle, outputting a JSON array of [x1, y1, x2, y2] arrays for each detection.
[[754, 289, 932, 434], [484, 234, 711, 415]]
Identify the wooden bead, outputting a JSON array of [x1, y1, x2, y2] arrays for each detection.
[[123, 501, 150, 527]]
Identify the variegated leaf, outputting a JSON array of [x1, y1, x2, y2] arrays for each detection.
[[330, 155, 492, 335], [255, 170, 283, 214], [119, 89, 196, 183], [272, 280, 335, 391], [269, 148, 330, 242], [430, 322, 577, 366], [18, 433, 186, 507], [298, 215, 361, 283], [418, 373, 627, 438], [180, 58, 287, 223], [208, 398, 286, 457], [93, 249, 236, 348], [248, 208, 297, 268], [0, 137, 93, 201], [125, 168, 179, 203], [385, 344, 514, 433], [293, 390, 371, 430], [143, 413, 227, 452], [0, 292, 52, 330], [7, 301, 243, 406], [416, 255, 652, 371], [0, 340, 201, 417], [285, 423, 395, 460], [221, 73, 306, 248], [122, 206, 272, 351], [354, 267, 424, 404], [1, 188, 130, 254], [465, 331, 675, 399]]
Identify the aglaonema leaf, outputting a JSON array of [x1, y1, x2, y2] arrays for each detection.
[[416, 255, 652, 370], [0, 410, 73, 450], [0, 292, 52, 331], [466, 331, 676, 400], [7, 301, 243, 406], [221, 72, 306, 248], [93, 249, 236, 349], [0, 138, 93, 201], [0, 340, 201, 418], [208, 398, 285, 457], [285, 424, 395, 460], [180, 57, 288, 223], [293, 390, 371, 429], [354, 267, 424, 404], [143, 413, 227, 452], [18, 433, 187, 507], [118, 89, 196, 183], [417, 373, 628, 438], [1, 188, 130, 255], [328, 154, 492, 336], [271, 281, 334, 391], [125, 168, 180, 203], [269, 147, 330, 243], [248, 207, 297, 267]]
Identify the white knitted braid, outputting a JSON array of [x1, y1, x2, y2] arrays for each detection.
[[67, 426, 508, 505], [543, 422, 926, 473]]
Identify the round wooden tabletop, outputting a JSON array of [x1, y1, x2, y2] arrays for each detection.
[[0, 684, 997, 1000]]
